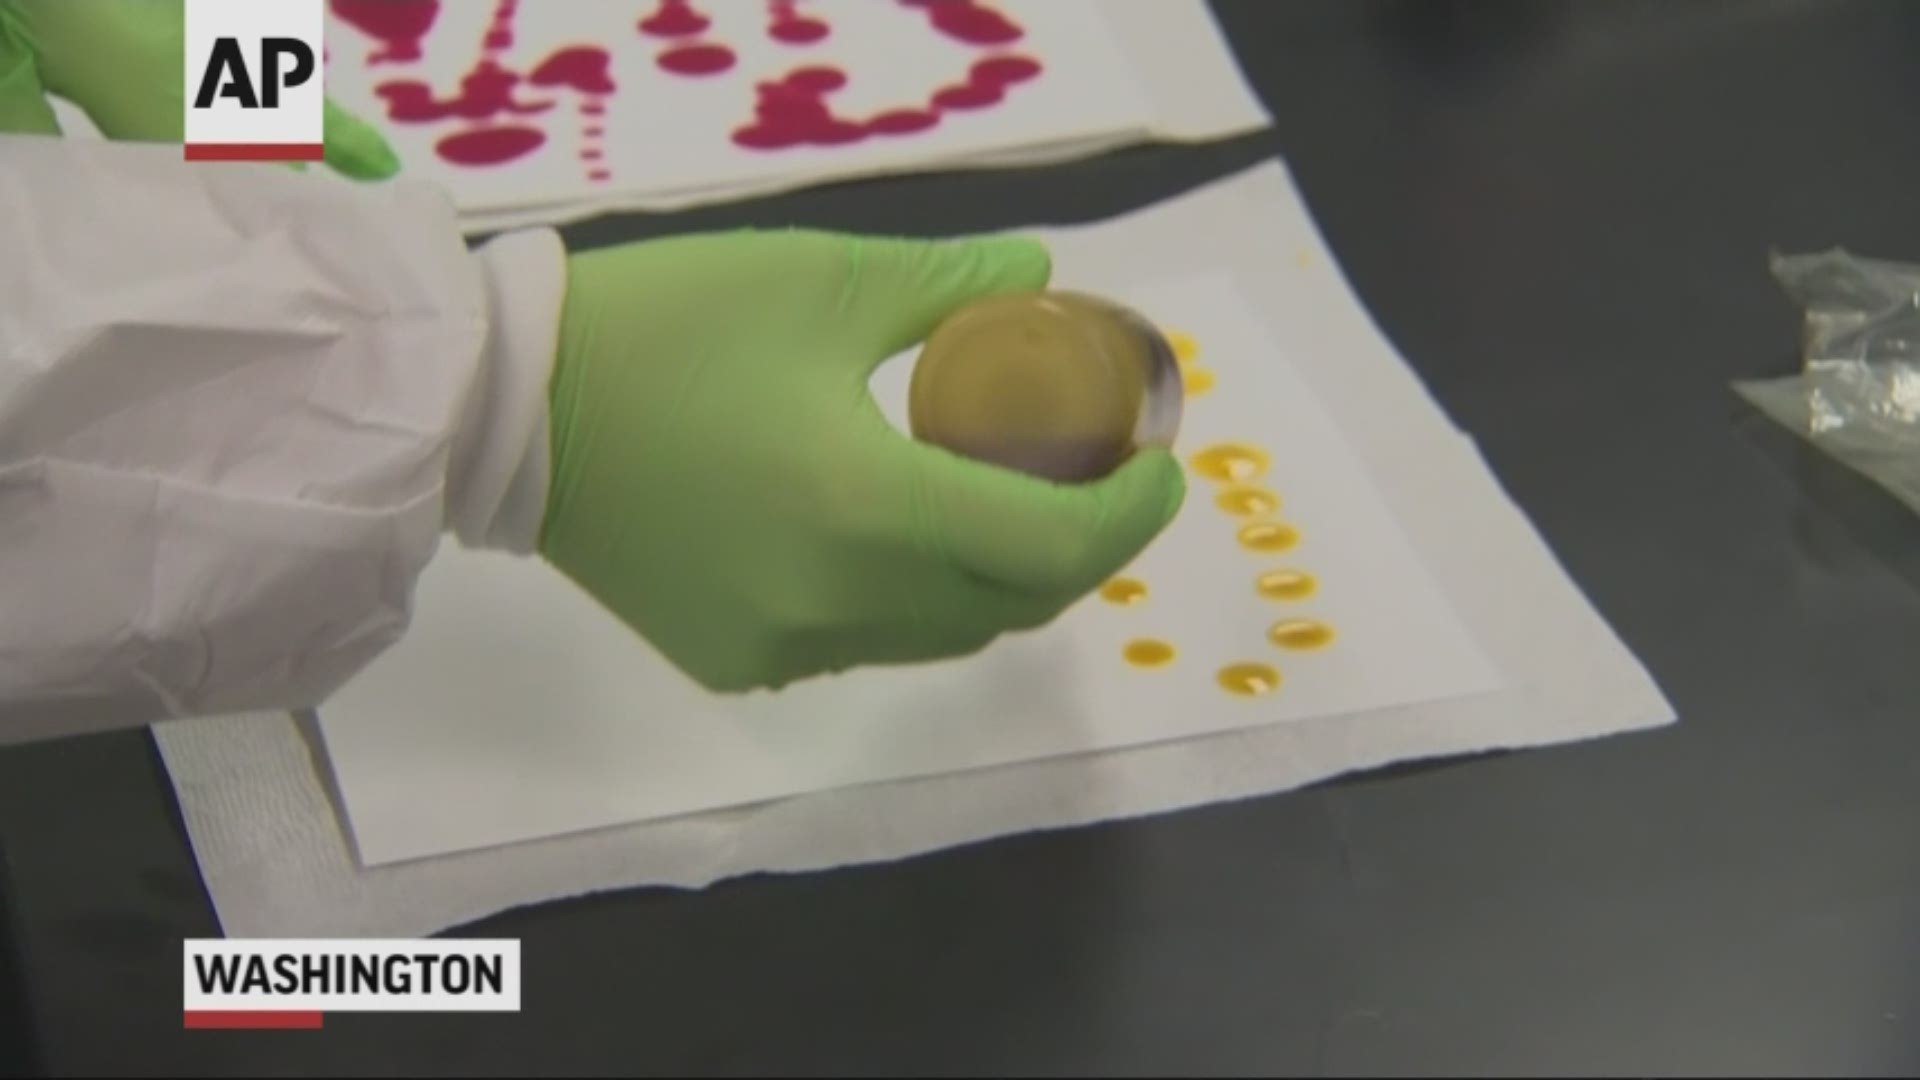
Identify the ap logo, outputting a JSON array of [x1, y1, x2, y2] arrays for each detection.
[[184, 0, 325, 160]]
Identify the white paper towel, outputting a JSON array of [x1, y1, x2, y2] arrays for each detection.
[[315, 268, 1507, 869], [152, 159, 1675, 938]]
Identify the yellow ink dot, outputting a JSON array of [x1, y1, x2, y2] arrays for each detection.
[[1123, 639, 1176, 667], [1189, 442, 1271, 485], [1295, 249, 1314, 268], [1256, 569, 1318, 601], [1268, 619, 1336, 650], [1099, 577, 1147, 605], [1215, 486, 1279, 517], [1183, 366, 1216, 396], [1218, 662, 1281, 696], [1165, 329, 1199, 365], [1238, 521, 1300, 553]]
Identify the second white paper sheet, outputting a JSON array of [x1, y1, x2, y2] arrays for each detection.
[[152, 160, 1675, 939], [316, 273, 1503, 867]]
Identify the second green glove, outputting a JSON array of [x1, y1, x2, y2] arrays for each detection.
[[540, 230, 1187, 693]]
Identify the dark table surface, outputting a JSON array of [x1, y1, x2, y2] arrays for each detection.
[[7, 1, 1920, 1074]]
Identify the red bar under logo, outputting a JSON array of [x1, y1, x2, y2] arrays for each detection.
[[183, 1010, 325, 1030], [183, 142, 326, 161]]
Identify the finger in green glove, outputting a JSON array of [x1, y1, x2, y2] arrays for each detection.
[[0, 0, 399, 179], [541, 230, 1188, 694], [0, 28, 52, 133]]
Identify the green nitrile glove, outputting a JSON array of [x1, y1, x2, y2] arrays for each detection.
[[0, 0, 399, 179], [0, 17, 53, 134], [541, 230, 1188, 693]]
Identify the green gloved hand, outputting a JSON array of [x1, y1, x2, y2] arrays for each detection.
[[0, 0, 398, 179], [542, 231, 1188, 693]]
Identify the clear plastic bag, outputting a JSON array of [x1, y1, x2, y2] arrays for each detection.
[[1734, 249, 1920, 515]]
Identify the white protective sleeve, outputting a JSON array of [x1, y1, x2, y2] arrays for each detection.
[[0, 134, 567, 745]]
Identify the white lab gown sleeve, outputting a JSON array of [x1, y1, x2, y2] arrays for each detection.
[[0, 134, 566, 744]]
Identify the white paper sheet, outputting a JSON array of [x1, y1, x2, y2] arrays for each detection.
[[151, 160, 1676, 939], [319, 0, 1271, 227], [1106, 0, 1269, 141], [316, 270, 1503, 867]]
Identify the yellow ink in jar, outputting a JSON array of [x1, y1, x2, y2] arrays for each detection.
[[1215, 486, 1279, 517], [1268, 619, 1336, 650], [1189, 442, 1270, 485], [1123, 639, 1177, 667], [908, 291, 1183, 483], [1100, 577, 1148, 605], [1256, 569, 1318, 601], [1237, 521, 1300, 553], [1218, 662, 1281, 696], [1183, 366, 1217, 396]]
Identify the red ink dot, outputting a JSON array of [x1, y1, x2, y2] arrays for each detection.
[[484, 27, 512, 50], [374, 80, 437, 121], [897, 0, 1023, 46], [757, 88, 825, 115], [736, 63, 855, 150], [640, 0, 710, 38], [734, 60, 1003, 152], [436, 124, 545, 166], [453, 62, 522, 117], [330, 0, 441, 64], [971, 55, 1040, 87], [783, 66, 846, 93], [376, 60, 550, 123], [811, 119, 867, 145], [770, 17, 829, 43], [866, 108, 940, 135], [733, 123, 802, 150], [580, 147, 604, 160], [658, 43, 736, 76], [756, 93, 830, 130], [530, 46, 615, 94], [933, 82, 1003, 110], [581, 100, 605, 115], [588, 168, 612, 181], [583, 125, 604, 136]]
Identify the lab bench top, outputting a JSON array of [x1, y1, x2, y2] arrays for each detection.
[[5, 1, 1920, 1074]]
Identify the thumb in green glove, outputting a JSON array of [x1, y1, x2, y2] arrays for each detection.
[[0, 0, 398, 179], [540, 230, 1187, 693]]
